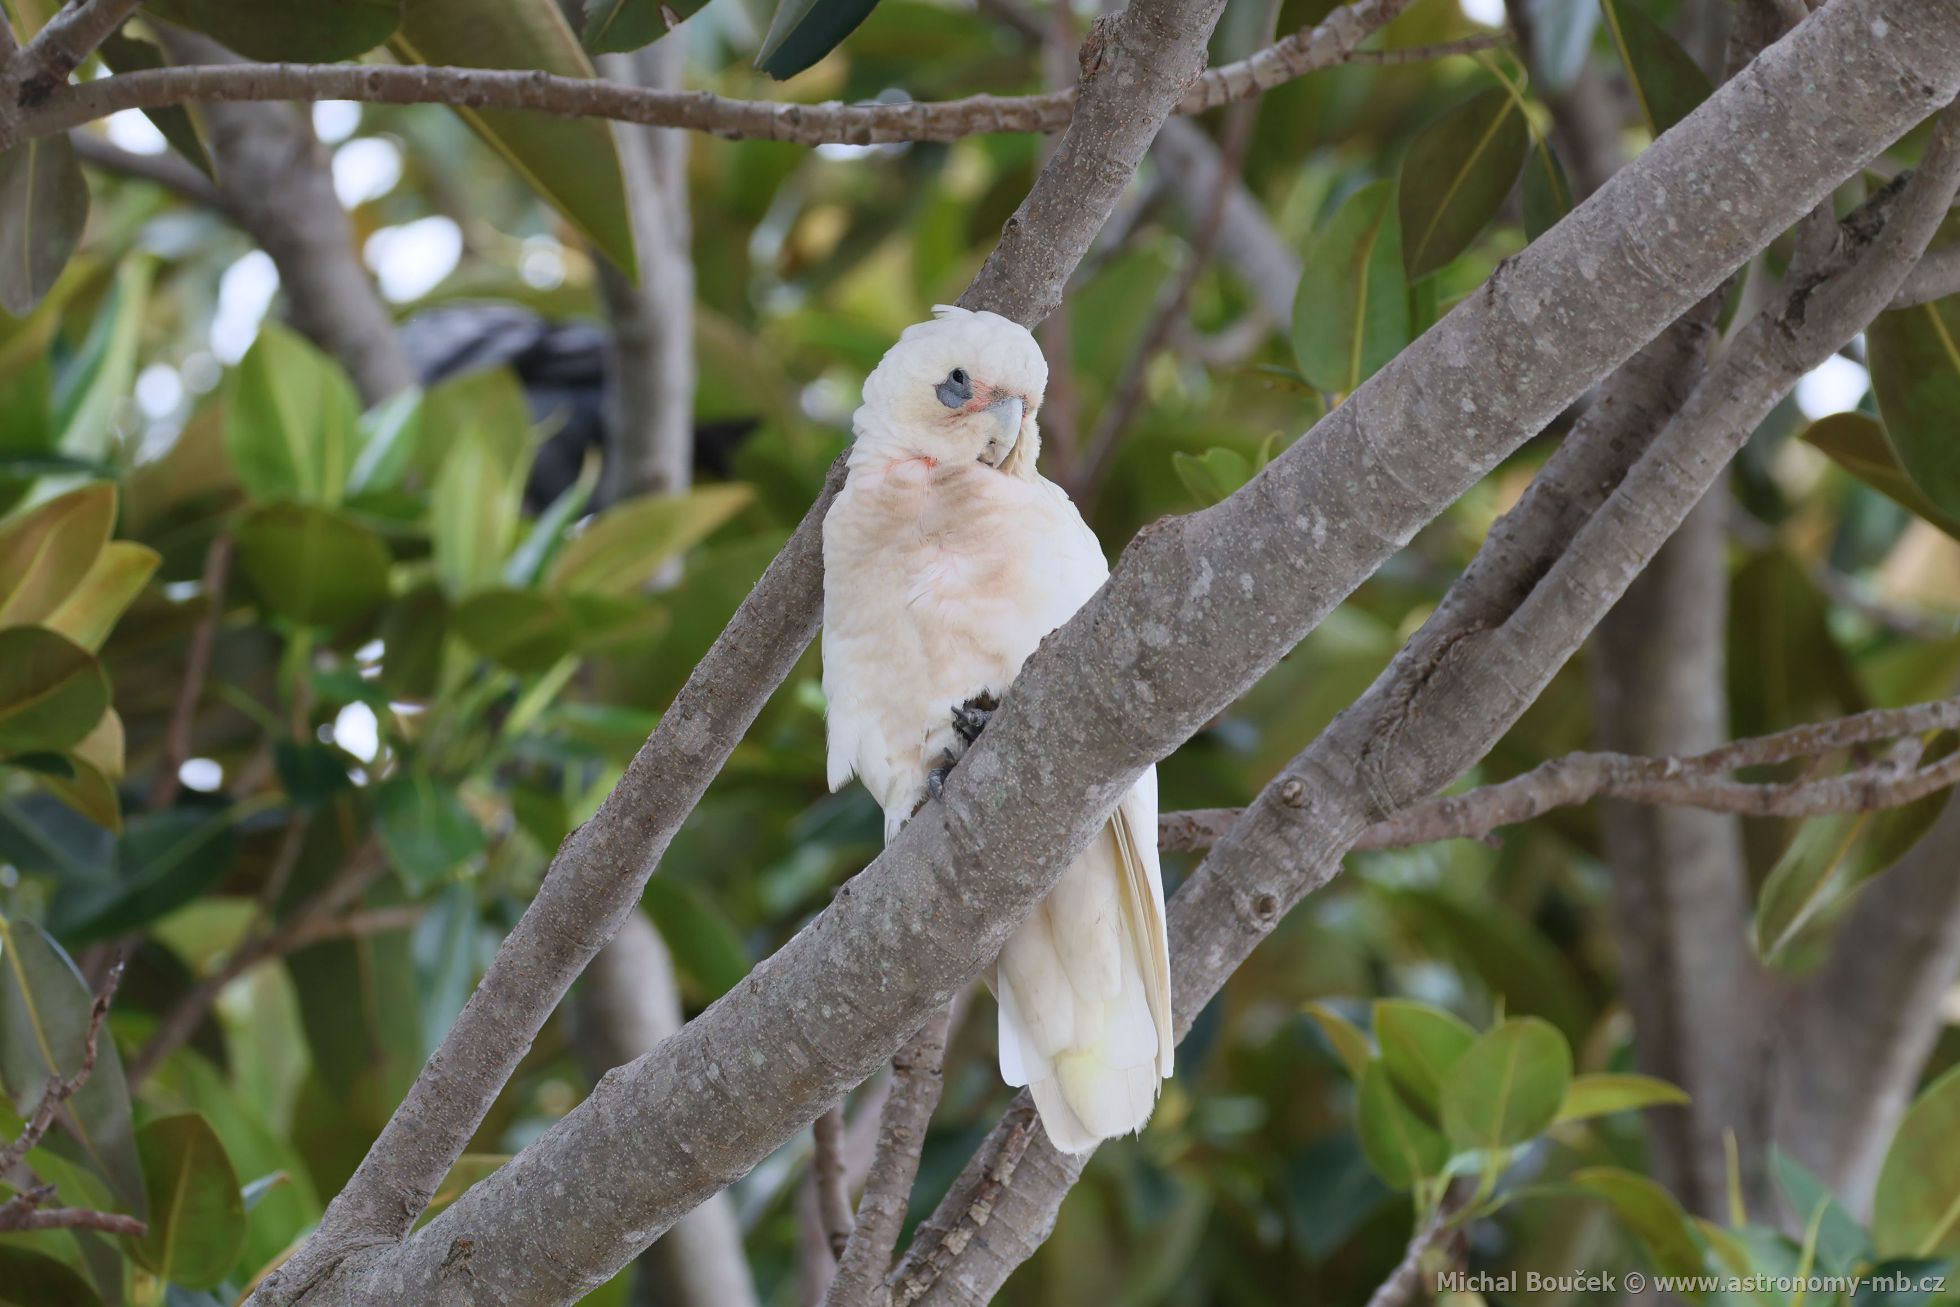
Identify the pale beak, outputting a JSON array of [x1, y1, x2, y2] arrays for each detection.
[[983, 394, 1024, 466]]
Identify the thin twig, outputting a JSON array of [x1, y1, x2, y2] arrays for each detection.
[[150, 530, 233, 810], [812, 1106, 855, 1263], [823, 1004, 955, 1307], [18, 0, 1478, 147], [0, 1194, 147, 1236], [1363, 1184, 1473, 1307], [69, 129, 230, 213], [1159, 696, 1960, 852]]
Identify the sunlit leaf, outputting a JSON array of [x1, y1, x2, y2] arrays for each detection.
[[393, 0, 636, 269], [131, 1113, 247, 1290], [547, 483, 753, 597], [1555, 1073, 1689, 1124], [1293, 180, 1409, 394], [0, 912, 145, 1213], [1398, 87, 1528, 280], [1873, 1063, 1960, 1260], [1867, 299, 1960, 520], [1439, 1017, 1571, 1151], [226, 323, 363, 507], [53, 258, 153, 467], [42, 542, 161, 653], [1599, 0, 1713, 137], [0, 482, 115, 628], [1355, 1060, 1448, 1190], [0, 627, 109, 755], [233, 502, 393, 628], [0, 136, 89, 318]]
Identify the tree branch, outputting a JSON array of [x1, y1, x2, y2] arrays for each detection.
[[21, 0, 1427, 152], [13, 0, 143, 104], [812, 1106, 855, 1262], [1890, 240, 1960, 307], [67, 129, 229, 211]]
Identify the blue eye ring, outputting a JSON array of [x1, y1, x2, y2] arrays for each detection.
[[936, 368, 973, 409]]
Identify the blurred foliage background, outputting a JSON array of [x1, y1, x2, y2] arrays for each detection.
[[2, 0, 1960, 1302]]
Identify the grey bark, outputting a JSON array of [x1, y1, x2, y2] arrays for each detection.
[[261, 8, 1960, 1303], [153, 29, 414, 405], [570, 913, 759, 1307]]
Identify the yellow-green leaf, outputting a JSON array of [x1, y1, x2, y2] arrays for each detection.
[[1555, 1073, 1689, 1124], [1439, 1016, 1571, 1151], [1356, 1060, 1448, 1190], [0, 482, 115, 628], [131, 1113, 247, 1289], [548, 483, 753, 597], [1373, 999, 1475, 1115], [1293, 180, 1410, 394], [226, 323, 363, 507], [1873, 1063, 1960, 1260], [42, 541, 161, 652], [233, 502, 394, 628], [1571, 1166, 1709, 1279]]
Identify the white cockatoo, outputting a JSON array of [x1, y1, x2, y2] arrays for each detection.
[[821, 305, 1173, 1153]]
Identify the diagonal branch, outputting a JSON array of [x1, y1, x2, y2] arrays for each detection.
[[12, 0, 143, 103]]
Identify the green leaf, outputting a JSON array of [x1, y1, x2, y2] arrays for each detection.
[[0, 481, 115, 628], [1873, 1063, 1960, 1259], [1754, 773, 1950, 963], [640, 884, 749, 1000], [0, 627, 109, 755], [233, 502, 393, 628], [1293, 180, 1410, 394], [430, 430, 524, 599], [0, 911, 145, 1213], [0, 1245, 104, 1307], [1555, 1072, 1689, 1124], [131, 1113, 247, 1289], [347, 387, 424, 498], [453, 588, 577, 674], [547, 484, 754, 597], [0, 135, 89, 318], [1522, 138, 1574, 242], [42, 541, 161, 653], [1171, 448, 1254, 508], [375, 585, 449, 701], [1397, 87, 1528, 281], [53, 259, 154, 471], [503, 463, 595, 588], [1355, 1060, 1448, 1190], [57, 804, 241, 942], [583, 0, 711, 53], [226, 323, 363, 507], [1373, 1000, 1475, 1115], [1867, 300, 1960, 520], [1599, 0, 1713, 137], [1570, 1166, 1709, 1278], [1438, 1017, 1572, 1151], [756, 0, 883, 78], [1802, 411, 1960, 542], [374, 773, 486, 890], [144, 0, 402, 59], [392, 0, 636, 269], [1302, 1001, 1373, 1080], [1727, 549, 1865, 738], [275, 741, 355, 808], [1771, 1146, 1870, 1272], [1852, 1259, 1953, 1306]]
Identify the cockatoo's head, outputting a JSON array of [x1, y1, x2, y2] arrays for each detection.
[[856, 305, 1048, 477]]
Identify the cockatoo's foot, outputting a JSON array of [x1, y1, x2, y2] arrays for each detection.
[[951, 690, 999, 745], [924, 748, 960, 801]]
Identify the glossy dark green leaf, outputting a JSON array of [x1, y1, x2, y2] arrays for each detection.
[[756, 0, 884, 79], [0, 1245, 104, 1307], [374, 773, 485, 890], [233, 502, 393, 628], [0, 627, 109, 755], [0, 135, 90, 318], [1852, 1259, 1953, 1306], [275, 741, 355, 808], [1802, 411, 1960, 542], [375, 585, 450, 701], [1555, 1073, 1689, 1124], [57, 805, 240, 942], [640, 884, 749, 1000], [1522, 138, 1574, 241], [1372, 1000, 1475, 1115], [1874, 1063, 1960, 1259], [0, 912, 145, 1213], [144, 0, 401, 60], [1600, 0, 1713, 137], [583, 0, 711, 53], [452, 588, 576, 673], [1867, 300, 1960, 519], [393, 0, 636, 269], [225, 323, 362, 507], [1355, 1060, 1448, 1189], [1397, 87, 1528, 280], [1439, 1017, 1571, 1151], [1570, 1166, 1709, 1278], [1727, 549, 1865, 737], [1772, 1146, 1870, 1272], [1293, 180, 1410, 394], [131, 1113, 247, 1290]]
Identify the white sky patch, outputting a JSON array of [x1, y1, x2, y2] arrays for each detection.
[[1458, 0, 1506, 25], [1795, 353, 1871, 419], [333, 137, 404, 208], [212, 250, 280, 364], [178, 758, 224, 792], [135, 363, 185, 419], [365, 216, 463, 302], [313, 101, 364, 144], [333, 702, 381, 763], [105, 110, 168, 154]]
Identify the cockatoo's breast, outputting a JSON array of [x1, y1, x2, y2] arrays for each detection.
[[822, 454, 1105, 828]]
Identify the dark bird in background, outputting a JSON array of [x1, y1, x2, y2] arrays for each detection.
[[399, 305, 757, 513]]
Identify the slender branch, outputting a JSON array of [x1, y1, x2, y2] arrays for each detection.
[[823, 1005, 954, 1307], [812, 1106, 855, 1262], [1157, 697, 1960, 851], [1363, 1186, 1471, 1307], [20, 0, 1436, 149], [0, 1193, 147, 1236], [13, 0, 143, 103], [1891, 242, 1960, 307], [0, 956, 123, 1178], [149, 530, 232, 810], [889, 1104, 1038, 1307], [67, 129, 229, 212]]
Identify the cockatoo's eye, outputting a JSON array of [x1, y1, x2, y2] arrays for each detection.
[[935, 368, 973, 409]]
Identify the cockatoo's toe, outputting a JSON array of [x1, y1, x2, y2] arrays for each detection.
[[951, 690, 998, 745], [924, 747, 960, 801]]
